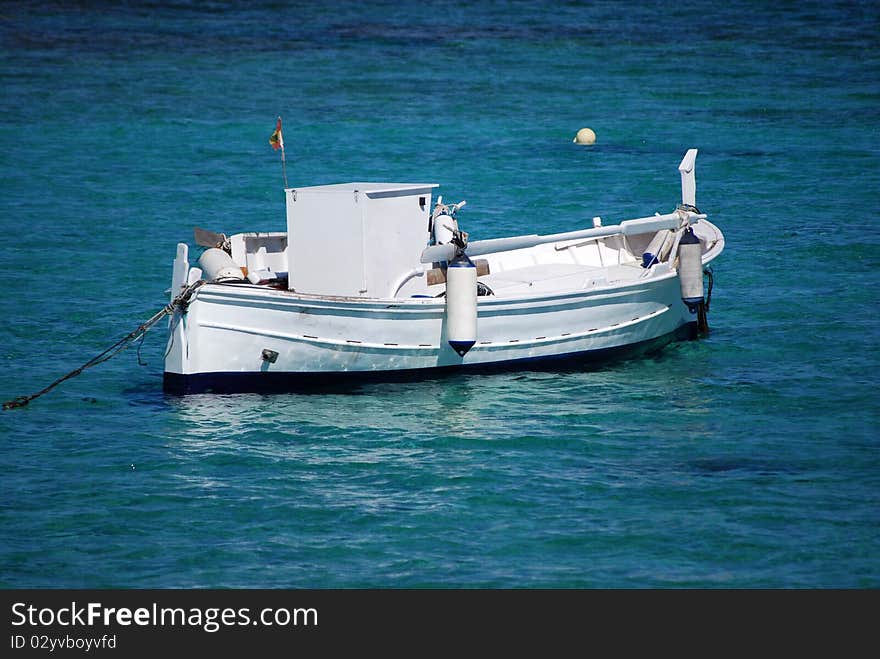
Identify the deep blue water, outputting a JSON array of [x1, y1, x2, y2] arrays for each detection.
[[1, 1, 878, 587]]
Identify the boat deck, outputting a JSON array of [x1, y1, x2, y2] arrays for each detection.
[[419, 261, 650, 299]]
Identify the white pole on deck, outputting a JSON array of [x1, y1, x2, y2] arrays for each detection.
[[679, 148, 698, 208]]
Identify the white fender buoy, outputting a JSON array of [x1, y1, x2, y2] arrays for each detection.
[[445, 255, 477, 357], [198, 248, 244, 282], [573, 127, 596, 145], [678, 227, 703, 306], [433, 211, 457, 246], [678, 227, 708, 333]]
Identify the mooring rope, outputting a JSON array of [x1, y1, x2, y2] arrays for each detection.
[[703, 266, 714, 312], [2, 280, 205, 410]]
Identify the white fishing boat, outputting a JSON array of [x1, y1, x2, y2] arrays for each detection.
[[163, 149, 723, 394]]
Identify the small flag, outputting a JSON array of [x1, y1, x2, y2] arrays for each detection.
[[269, 116, 284, 151], [269, 116, 288, 188]]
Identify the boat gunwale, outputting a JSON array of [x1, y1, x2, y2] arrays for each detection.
[[192, 272, 674, 315]]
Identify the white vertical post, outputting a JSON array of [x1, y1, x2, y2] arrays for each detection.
[[678, 148, 698, 207]]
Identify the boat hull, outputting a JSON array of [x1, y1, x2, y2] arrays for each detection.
[[163, 266, 700, 394], [163, 322, 695, 394]]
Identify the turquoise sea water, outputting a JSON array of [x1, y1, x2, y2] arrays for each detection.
[[1, 1, 878, 587]]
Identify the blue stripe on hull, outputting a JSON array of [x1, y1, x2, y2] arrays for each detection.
[[163, 322, 698, 395]]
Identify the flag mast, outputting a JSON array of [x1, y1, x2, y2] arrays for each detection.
[[269, 116, 288, 189]]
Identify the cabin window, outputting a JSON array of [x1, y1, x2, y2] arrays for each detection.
[[419, 196, 426, 212]]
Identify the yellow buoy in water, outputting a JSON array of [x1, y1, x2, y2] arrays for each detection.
[[573, 127, 596, 145]]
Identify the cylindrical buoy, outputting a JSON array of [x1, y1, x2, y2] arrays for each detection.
[[678, 227, 708, 333], [433, 211, 457, 246], [445, 255, 478, 357], [198, 248, 244, 282], [573, 127, 596, 145]]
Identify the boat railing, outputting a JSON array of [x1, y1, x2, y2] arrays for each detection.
[[419, 209, 705, 264]]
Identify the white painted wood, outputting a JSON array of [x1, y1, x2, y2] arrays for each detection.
[[164, 150, 724, 381], [286, 183, 436, 297], [679, 148, 698, 207]]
